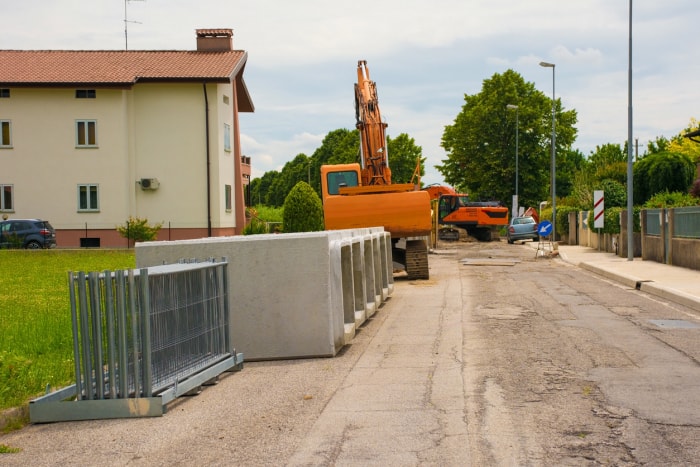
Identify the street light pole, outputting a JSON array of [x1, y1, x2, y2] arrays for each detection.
[[506, 104, 519, 218], [627, 0, 634, 261], [540, 61, 556, 240]]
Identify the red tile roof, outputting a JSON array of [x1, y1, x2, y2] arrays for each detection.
[[0, 50, 247, 86]]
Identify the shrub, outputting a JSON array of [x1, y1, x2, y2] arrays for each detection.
[[643, 190, 700, 208], [4, 233, 23, 249], [242, 217, 269, 235], [537, 205, 576, 237], [586, 205, 641, 234], [243, 205, 284, 235], [116, 216, 162, 244], [690, 178, 700, 198], [554, 205, 578, 236], [282, 181, 324, 233], [243, 207, 270, 235]]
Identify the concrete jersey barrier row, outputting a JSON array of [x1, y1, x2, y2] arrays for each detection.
[[135, 228, 394, 361]]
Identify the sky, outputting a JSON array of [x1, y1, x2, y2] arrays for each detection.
[[2, 0, 699, 186]]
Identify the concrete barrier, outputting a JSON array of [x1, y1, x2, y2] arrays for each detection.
[[135, 228, 392, 361]]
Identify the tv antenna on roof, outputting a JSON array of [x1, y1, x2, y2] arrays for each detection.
[[124, 0, 146, 50]]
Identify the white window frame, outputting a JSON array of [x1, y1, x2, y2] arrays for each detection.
[[0, 184, 13, 211], [224, 123, 231, 152], [76, 120, 97, 147], [0, 120, 11, 148], [78, 184, 99, 212]]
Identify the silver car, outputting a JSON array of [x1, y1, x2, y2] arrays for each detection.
[[506, 216, 539, 244]]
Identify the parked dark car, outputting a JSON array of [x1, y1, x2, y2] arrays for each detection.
[[506, 216, 539, 244], [0, 219, 57, 249]]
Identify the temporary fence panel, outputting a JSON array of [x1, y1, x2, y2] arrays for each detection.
[[30, 259, 243, 423]]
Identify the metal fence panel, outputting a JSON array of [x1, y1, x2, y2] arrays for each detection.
[[646, 209, 661, 236], [30, 259, 243, 422], [673, 206, 700, 239]]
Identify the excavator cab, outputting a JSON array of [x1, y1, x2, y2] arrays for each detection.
[[326, 170, 359, 195], [438, 194, 470, 221]]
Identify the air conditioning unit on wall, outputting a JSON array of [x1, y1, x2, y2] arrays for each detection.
[[139, 178, 160, 190]]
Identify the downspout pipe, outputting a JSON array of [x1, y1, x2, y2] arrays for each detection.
[[203, 82, 212, 237]]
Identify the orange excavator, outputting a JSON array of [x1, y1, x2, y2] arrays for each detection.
[[320, 60, 432, 279], [424, 184, 509, 241]]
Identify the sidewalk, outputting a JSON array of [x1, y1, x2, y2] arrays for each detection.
[[548, 243, 700, 313]]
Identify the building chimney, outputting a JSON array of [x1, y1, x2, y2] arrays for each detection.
[[196, 29, 233, 51]]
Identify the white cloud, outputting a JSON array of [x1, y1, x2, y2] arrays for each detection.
[[2, 0, 700, 188]]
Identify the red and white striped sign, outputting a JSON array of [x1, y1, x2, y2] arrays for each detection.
[[593, 190, 604, 229]]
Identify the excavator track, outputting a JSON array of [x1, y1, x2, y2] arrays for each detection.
[[405, 239, 429, 280]]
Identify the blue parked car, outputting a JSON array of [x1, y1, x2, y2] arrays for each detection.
[[506, 216, 539, 244], [0, 218, 57, 249]]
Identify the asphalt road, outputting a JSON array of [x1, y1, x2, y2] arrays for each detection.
[[2, 240, 700, 466]]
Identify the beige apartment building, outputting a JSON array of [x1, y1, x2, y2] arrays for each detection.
[[0, 29, 253, 247]]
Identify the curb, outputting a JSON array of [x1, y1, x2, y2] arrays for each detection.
[[639, 281, 700, 313], [578, 262, 641, 289], [579, 262, 700, 313]]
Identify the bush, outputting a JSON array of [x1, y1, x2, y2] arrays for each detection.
[[3, 233, 23, 249], [537, 205, 577, 237], [251, 204, 284, 223], [116, 216, 162, 244], [243, 205, 284, 235], [643, 190, 700, 208], [242, 216, 269, 235], [554, 205, 578, 236], [282, 181, 324, 233], [586, 205, 641, 234], [690, 178, 700, 198]]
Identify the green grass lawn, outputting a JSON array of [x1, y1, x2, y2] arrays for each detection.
[[0, 250, 135, 413]]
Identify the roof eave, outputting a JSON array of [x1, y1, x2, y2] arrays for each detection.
[[229, 51, 254, 113], [0, 82, 135, 88]]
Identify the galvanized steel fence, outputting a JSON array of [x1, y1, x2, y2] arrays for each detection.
[[30, 258, 244, 423]]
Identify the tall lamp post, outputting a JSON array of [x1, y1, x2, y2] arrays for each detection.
[[539, 61, 556, 240], [506, 104, 519, 218], [626, 0, 634, 261]]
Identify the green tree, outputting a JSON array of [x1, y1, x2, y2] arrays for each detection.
[[596, 179, 627, 208], [282, 181, 324, 232], [568, 142, 628, 209], [633, 151, 696, 204], [646, 135, 671, 154], [589, 143, 627, 184], [266, 153, 311, 207], [670, 118, 700, 162], [250, 170, 281, 206], [250, 128, 429, 205], [386, 133, 426, 184], [555, 148, 586, 203], [437, 69, 578, 208]]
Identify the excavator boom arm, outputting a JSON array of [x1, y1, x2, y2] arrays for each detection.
[[355, 60, 391, 185]]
